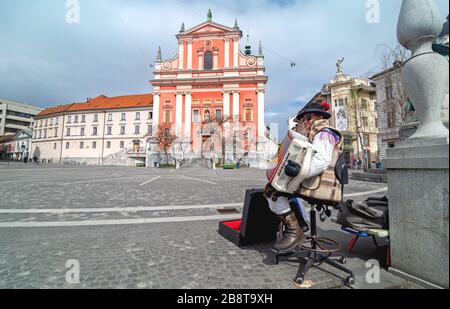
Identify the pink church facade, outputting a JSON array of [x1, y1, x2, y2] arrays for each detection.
[[150, 14, 269, 165]]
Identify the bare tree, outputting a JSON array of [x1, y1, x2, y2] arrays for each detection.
[[154, 124, 177, 165], [201, 114, 234, 164], [376, 43, 411, 70]]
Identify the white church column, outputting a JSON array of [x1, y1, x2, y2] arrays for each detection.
[[224, 38, 230, 68], [233, 37, 239, 68], [232, 91, 240, 118], [213, 48, 219, 70], [153, 93, 160, 133], [257, 90, 265, 140], [187, 40, 193, 70], [184, 93, 192, 140], [198, 50, 203, 70], [176, 92, 183, 135], [178, 41, 184, 70]]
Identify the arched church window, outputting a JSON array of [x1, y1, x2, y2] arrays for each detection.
[[204, 51, 213, 70]]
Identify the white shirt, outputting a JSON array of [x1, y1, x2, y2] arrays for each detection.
[[307, 130, 340, 178]]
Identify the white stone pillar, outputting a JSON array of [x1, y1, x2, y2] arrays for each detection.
[[384, 0, 449, 289], [178, 41, 184, 70], [224, 39, 230, 68], [176, 93, 183, 135], [153, 94, 160, 132], [187, 40, 193, 70], [233, 38, 239, 68], [185, 93, 192, 140]]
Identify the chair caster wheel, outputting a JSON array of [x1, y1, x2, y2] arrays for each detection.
[[345, 276, 355, 286], [339, 257, 347, 265], [294, 277, 305, 286]]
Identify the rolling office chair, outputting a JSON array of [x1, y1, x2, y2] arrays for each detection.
[[272, 157, 356, 287]]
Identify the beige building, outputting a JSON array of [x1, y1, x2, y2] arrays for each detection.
[[0, 98, 43, 136], [32, 94, 154, 166], [298, 64, 379, 168]]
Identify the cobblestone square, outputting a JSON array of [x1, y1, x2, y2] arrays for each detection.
[[0, 164, 421, 289]]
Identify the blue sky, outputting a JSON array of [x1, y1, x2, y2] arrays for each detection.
[[0, 0, 448, 136]]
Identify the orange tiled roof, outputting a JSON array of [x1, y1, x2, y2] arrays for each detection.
[[36, 103, 75, 117], [36, 94, 153, 117]]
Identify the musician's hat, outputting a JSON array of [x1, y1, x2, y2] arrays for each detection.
[[296, 101, 332, 121]]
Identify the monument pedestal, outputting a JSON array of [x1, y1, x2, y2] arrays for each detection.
[[384, 137, 449, 288]]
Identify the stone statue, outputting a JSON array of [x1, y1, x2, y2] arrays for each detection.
[[336, 58, 344, 74]]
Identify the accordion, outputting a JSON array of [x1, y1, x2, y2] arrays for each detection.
[[266, 130, 316, 194]]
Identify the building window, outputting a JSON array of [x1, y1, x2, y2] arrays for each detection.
[[134, 125, 140, 134], [94, 114, 98, 122], [363, 134, 370, 147], [45, 119, 48, 127], [80, 142, 84, 149], [92, 141, 97, 149], [204, 51, 213, 70], [387, 104, 397, 129], [67, 116, 72, 123], [50, 118, 53, 126], [148, 111, 153, 120], [55, 117, 58, 125], [361, 99, 368, 109], [74, 115, 79, 123], [107, 126, 112, 135], [54, 127, 58, 137], [338, 99, 344, 107], [362, 117, 368, 128], [93, 127, 98, 136], [39, 130, 42, 139], [43, 130, 47, 139], [385, 86, 393, 100], [244, 108, 253, 122], [66, 142, 70, 149], [120, 141, 124, 149], [148, 125, 153, 135], [120, 126, 126, 135], [106, 141, 111, 149], [193, 110, 200, 123], [388, 142, 395, 149], [135, 112, 141, 120], [80, 128, 85, 136], [121, 113, 126, 121], [164, 110, 171, 123], [81, 115, 86, 123], [215, 109, 222, 122], [66, 128, 71, 136], [108, 114, 113, 121]]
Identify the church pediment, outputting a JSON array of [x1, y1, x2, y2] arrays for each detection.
[[180, 22, 238, 37]]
